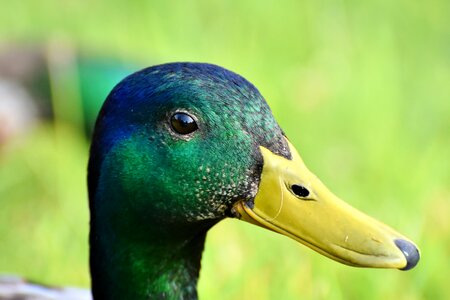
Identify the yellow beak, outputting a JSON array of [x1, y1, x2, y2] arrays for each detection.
[[233, 139, 420, 270]]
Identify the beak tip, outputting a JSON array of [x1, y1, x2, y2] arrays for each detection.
[[395, 239, 420, 271]]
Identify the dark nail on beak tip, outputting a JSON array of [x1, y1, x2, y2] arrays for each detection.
[[395, 239, 420, 271]]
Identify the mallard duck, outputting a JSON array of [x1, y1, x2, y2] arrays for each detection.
[[1, 62, 419, 299]]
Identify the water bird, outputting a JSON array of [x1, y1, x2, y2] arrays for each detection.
[[0, 62, 420, 299]]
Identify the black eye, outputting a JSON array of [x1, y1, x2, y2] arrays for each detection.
[[291, 184, 310, 198], [170, 112, 198, 135]]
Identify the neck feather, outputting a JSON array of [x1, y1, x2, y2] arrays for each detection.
[[90, 216, 212, 300]]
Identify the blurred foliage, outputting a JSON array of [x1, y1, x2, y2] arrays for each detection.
[[0, 0, 449, 299]]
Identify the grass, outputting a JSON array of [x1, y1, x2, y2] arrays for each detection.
[[1, 0, 449, 299]]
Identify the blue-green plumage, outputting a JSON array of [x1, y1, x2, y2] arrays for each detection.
[[88, 63, 290, 299], [87, 62, 419, 300]]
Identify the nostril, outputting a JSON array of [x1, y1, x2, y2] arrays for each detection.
[[395, 239, 420, 270], [291, 184, 310, 198]]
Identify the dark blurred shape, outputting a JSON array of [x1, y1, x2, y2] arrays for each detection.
[[0, 43, 137, 140]]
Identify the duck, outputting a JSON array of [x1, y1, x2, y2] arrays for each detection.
[[0, 62, 420, 299]]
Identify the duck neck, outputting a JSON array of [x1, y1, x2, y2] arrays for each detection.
[[90, 212, 215, 300]]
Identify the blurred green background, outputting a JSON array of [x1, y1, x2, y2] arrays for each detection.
[[0, 0, 449, 299]]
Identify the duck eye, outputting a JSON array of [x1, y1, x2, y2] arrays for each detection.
[[170, 112, 198, 135], [291, 184, 310, 198]]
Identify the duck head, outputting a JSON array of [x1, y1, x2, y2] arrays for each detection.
[[88, 63, 419, 299]]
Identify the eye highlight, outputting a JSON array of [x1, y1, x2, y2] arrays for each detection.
[[170, 112, 198, 135]]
